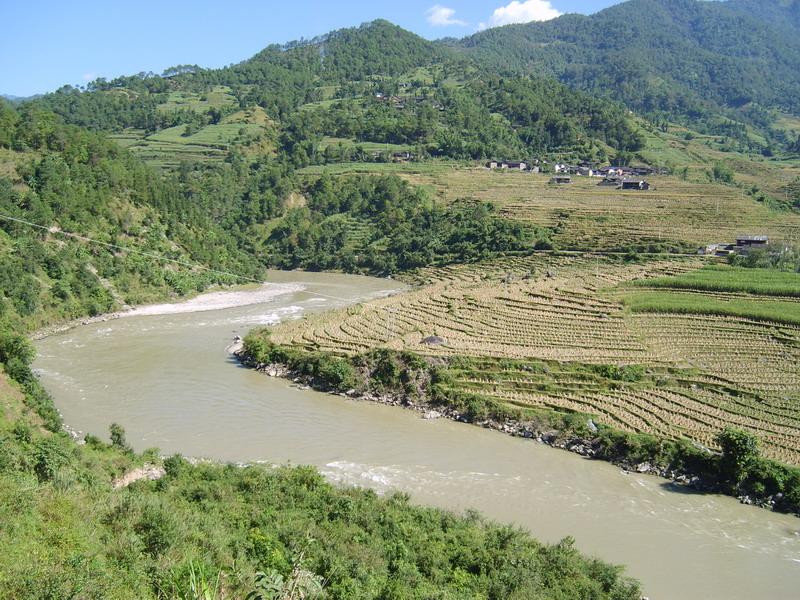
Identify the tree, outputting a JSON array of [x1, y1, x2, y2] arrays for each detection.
[[110, 422, 130, 451], [716, 427, 759, 486], [711, 161, 734, 184]]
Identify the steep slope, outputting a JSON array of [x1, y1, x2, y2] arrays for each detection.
[[0, 99, 265, 330], [28, 20, 643, 167], [454, 0, 800, 141], [728, 0, 800, 33]]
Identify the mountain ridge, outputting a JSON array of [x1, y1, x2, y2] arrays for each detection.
[[449, 0, 800, 143]]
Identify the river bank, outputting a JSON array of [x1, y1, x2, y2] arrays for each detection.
[[33, 270, 800, 600], [235, 339, 800, 517], [31, 281, 308, 340]]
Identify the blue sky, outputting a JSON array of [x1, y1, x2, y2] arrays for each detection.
[[1, 1, 620, 96]]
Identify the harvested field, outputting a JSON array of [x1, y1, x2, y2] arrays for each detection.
[[269, 255, 800, 463], [398, 170, 800, 252]]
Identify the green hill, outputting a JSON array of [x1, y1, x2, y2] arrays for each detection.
[[26, 20, 643, 168], [453, 0, 800, 150]]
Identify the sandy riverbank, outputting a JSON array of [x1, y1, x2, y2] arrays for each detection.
[[32, 281, 305, 340]]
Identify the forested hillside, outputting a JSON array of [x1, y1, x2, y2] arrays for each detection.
[[28, 20, 643, 168], [0, 99, 266, 330], [728, 0, 800, 33], [0, 94, 546, 335], [454, 0, 800, 150]]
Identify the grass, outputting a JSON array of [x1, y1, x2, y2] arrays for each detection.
[[148, 123, 264, 147], [622, 290, 800, 326], [157, 86, 237, 114], [318, 136, 413, 154], [109, 121, 270, 169], [635, 264, 800, 297]]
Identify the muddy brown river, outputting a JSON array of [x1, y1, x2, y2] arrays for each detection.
[[34, 271, 800, 599]]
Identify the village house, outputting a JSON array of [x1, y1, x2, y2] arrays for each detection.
[[392, 151, 415, 162], [598, 176, 622, 187], [698, 243, 736, 257], [736, 235, 769, 253], [487, 160, 527, 171], [697, 235, 768, 256], [621, 179, 651, 191]]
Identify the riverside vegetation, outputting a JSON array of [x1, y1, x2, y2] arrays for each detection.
[[241, 251, 800, 514], [0, 47, 642, 600], [0, 342, 641, 598], [4, 0, 800, 596]]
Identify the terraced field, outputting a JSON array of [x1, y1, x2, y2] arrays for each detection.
[[399, 170, 800, 251], [270, 255, 800, 463], [109, 108, 274, 169]]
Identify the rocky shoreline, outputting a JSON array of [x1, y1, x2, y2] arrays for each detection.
[[234, 347, 788, 514], [31, 312, 125, 341]]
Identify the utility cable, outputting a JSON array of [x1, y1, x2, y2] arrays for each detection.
[[0, 212, 369, 304]]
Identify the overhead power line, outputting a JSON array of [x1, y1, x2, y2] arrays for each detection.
[[0, 212, 362, 303]]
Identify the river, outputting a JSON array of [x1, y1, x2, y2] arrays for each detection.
[[34, 271, 800, 599]]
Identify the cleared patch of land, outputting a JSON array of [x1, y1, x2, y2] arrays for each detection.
[[109, 107, 275, 169], [269, 255, 800, 464], [156, 86, 238, 114]]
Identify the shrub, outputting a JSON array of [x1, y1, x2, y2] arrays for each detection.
[[315, 355, 358, 392], [164, 454, 188, 478], [32, 437, 71, 482], [134, 500, 179, 557], [109, 423, 131, 452], [716, 428, 759, 486]]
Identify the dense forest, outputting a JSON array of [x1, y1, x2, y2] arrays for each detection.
[[0, 100, 263, 329], [453, 0, 800, 149]]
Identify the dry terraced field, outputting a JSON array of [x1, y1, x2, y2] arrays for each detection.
[[270, 255, 800, 464], [400, 170, 800, 252]]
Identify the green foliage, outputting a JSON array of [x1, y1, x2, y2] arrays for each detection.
[[0, 103, 267, 331], [32, 436, 71, 481], [110, 422, 131, 452], [24, 16, 648, 169], [267, 175, 536, 274], [455, 0, 800, 149], [716, 427, 760, 486], [623, 291, 800, 325], [591, 364, 646, 383], [638, 264, 800, 296], [732, 245, 800, 272], [711, 161, 735, 184]]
